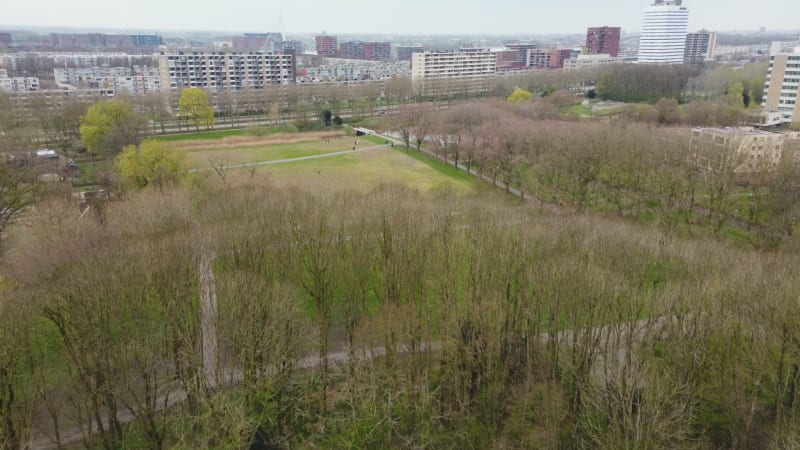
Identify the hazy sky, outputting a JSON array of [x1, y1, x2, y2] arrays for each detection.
[[4, 0, 799, 35]]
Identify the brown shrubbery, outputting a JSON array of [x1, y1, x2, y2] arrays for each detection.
[[2, 179, 800, 448]]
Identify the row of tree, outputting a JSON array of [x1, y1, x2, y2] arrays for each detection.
[[401, 101, 800, 247]]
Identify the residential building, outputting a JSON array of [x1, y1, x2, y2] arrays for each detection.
[[563, 53, 624, 71], [411, 49, 496, 94], [157, 51, 295, 92], [0, 33, 11, 47], [586, 26, 621, 57], [282, 40, 306, 54], [299, 59, 411, 82], [130, 34, 163, 47], [690, 127, 800, 173], [315, 34, 338, 57], [364, 42, 391, 61], [495, 49, 520, 71], [638, 0, 689, 64], [685, 30, 717, 63], [762, 41, 800, 123], [397, 46, 424, 61], [0, 70, 39, 91], [528, 49, 573, 69], [338, 41, 391, 61], [49, 33, 161, 50], [54, 66, 161, 84], [505, 43, 537, 67], [338, 41, 364, 60], [232, 33, 282, 52]]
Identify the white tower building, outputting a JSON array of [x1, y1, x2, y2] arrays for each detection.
[[638, 0, 690, 64]]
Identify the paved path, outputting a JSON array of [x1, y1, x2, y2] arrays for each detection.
[[191, 142, 391, 173]]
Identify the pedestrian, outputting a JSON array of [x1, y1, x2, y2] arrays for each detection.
[[353, 146, 356, 151]]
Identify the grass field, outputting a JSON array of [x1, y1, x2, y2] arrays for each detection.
[[224, 146, 482, 193], [183, 135, 379, 168]]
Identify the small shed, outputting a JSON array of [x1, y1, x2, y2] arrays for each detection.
[[353, 127, 375, 137]]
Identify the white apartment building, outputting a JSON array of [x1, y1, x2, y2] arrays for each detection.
[[563, 54, 624, 71], [0, 69, 39, 91], [638, 0, 690, 64], [762, 41, 800, 123], [300, 58, 411, 82], [411, 49, 496, 94], [157, 51, 295, 92], [684, 30, 717, 63]]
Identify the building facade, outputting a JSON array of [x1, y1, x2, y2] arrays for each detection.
[[315, 35, 338, 57], [49, 33, 162, 50], [563, 53, 624, 71], [0, 69, 38, 91], [338, 41, 391, 61], [397, 46, 424, 61], [158, 51, 295, 92], [232, 33, 283, 52], [495, 49, 520, 71], [504, 43, 537, 67], [638, 0, 689, 64], [690, 127, 800, 173], [762, 41, 800, 124], [411, 49, 496, 80], [528, 49, 573, 69], [684, 30, 717, 63], [586, 26, 621, 57]]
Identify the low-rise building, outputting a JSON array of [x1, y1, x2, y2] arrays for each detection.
[[0, 70, 39, 91], [690, 127, 800, 173], [563, 53, 624, 71]]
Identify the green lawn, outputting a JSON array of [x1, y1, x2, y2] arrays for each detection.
[[230, 146, 480, 193], [186, 136, 374, 168], [154, 125, 310, 142]]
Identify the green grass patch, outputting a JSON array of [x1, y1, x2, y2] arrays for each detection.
[[153, 129, 248, 142], [566, 104, 592, 117], [392, 148, 481, 187]]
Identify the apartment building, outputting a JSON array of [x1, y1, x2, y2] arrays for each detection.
[[505, 43, 537, 67], [411, 49, 496, 80], [528, 49, 573, 69], [232, 33, 283, 52], [54, 66, 160, 84], [563, 54, 624, 71], [495, 49, 520, 71], [685, 30, 717, 63], [0, 33, 12, 47], [315, 34, 338, 57], [638, 0, 689, 64], [690, 127, 800, 173], [49, 33, 162, 50], [586, 26, 621, 57], [0, 69, 39, 91], [300, 59, 411, 82], [157, 51, 295, 92], [762, 41, 800, 123], [411, 49, 496, 95], [397, 46, 424, 62], [338, 41, 391, 61]]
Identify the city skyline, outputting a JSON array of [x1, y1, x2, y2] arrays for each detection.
[[3, 0, 799, 36]]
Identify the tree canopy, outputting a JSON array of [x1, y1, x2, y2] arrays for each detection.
[[115, 139, 186, 189], [79, 100, 145, 157], [507, 88, 533, 104], [179, 88, 215, 132]]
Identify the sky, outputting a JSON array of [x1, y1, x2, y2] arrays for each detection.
[[3, 0, 799, 36]]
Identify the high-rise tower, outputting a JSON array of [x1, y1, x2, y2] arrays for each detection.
[[638, 0, 689, 64]]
